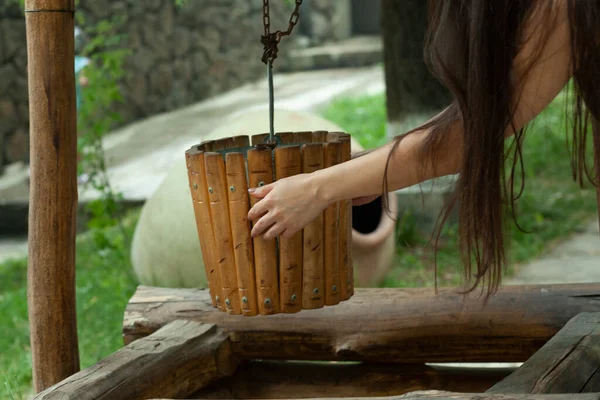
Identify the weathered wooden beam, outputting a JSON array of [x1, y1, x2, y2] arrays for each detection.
[[191, 361, 513, 399], [149, 389, 600, 400], [33, 320, 237, 400], [124, 284, 600, 363], [488, 312, 600, 393], [25, 0, 80, 393]]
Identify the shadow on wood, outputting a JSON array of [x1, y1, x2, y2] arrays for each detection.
[[192, 361, 514, 399]]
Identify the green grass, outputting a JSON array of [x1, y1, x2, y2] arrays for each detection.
[[322, 89, 598, 288], [1, 210, 141, 399]]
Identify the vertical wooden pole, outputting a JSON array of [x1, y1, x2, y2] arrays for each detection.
[[25, 0, 80, 393]]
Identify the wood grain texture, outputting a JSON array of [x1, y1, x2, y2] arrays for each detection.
[[199, 141, 215, 152], [294, 131, 313, 144], [323, 141, 342, 306], [275, 145, 303, 313], [213, 137, 235, 151], [225, 152, 258, 316], [487, 312, 600, 394], [252, 133, 270, 146], [231, 135, 250, 148], [205, 153, 241, 314], [33, 320, 236, 400], [247, 148, 280, 314], [187, 150, 221, 308], [338, 137, 353, 300], [123, 284, 600, 363], [25, 0, 80, 392], [301, 143, 325, 309], [311, 130, 327, 143], [278, 132, 295, 144], [192, 361, 514, 399]]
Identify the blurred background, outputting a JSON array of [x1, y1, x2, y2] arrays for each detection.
[[1, 1, 598, 398]]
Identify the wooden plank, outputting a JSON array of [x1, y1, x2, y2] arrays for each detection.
[[188, 150, 224, 310], [225, 152, 258, 316], [488, 312, 600, 394], [247, 148, 280, 314], [25, 0, 80, 393], [275, 145, 304, 313], [205, 153, 241, 315], [338, 137, 353, 300], [323, 142, 342, 306], [190, 361, 514, 399], [150, 390, 600, 400], [123, 284, 600, 363], [301, 144, 325, 309], [33, 320, 236, 400]]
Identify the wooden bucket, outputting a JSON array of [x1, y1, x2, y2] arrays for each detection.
[[185, 131, 354, 316]]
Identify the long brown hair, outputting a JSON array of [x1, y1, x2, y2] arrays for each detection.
[[383, 0, 600, 298]]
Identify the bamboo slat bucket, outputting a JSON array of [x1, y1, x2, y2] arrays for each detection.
[[185, 131, 354, 316]]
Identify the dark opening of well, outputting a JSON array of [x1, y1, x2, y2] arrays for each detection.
[[352, 196, 383, 234]]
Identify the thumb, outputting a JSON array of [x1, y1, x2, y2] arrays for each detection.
[[248, 183, 274, 198]]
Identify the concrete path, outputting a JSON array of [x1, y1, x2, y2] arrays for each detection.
[[505, 220, 600, 285]]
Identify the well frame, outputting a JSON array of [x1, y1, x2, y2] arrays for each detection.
[[24, 1, 600, 399]]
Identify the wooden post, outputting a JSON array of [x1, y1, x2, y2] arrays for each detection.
[[25, 0, 80, 393]]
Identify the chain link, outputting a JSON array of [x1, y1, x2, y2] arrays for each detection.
[[261, 0, 302, 64]]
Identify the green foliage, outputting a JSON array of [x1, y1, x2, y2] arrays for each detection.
[[322, 89, 598, 288], [0, 210, 141, 399]]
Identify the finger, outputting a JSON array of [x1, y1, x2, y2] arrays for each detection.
[[250, 213, 275, 238], [263, 222, 286, 241], [248, 182, 274, 199], [247, 197, 269, 221]]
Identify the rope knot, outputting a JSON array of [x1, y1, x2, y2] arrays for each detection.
[[261, 33, 279, 64]]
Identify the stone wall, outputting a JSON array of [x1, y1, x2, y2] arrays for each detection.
[[0, 0, 346, 169], [0, 2, 29, 167]]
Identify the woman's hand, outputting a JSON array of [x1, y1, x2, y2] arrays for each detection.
[[247, 173, 330, 240]]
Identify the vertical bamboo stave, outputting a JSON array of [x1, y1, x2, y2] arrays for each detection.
[[301, 143, 325, 309], [248, 149, 280, 315], [323, 141, 342, 306], [225, 152, 259, 316], [338, 137, 354, 300], [275, 145, 304, 313], [205, 153, 242, 315], [186, 152, 221, 309]]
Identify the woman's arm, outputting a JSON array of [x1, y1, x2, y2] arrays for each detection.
[[248, 0, 572, 240]]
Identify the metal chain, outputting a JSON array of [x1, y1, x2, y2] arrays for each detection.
[[261, 0, 302, 64], [261, 0, 302, 144]]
